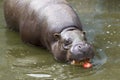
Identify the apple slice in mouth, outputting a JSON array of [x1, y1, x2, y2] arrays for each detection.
[[71, 59, 92, 68]]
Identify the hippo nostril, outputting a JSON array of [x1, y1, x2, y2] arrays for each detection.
[[78, 45, 81, 49], [77, 44, 90, 52]]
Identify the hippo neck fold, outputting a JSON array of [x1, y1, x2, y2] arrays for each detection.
[[60, 26, 81, 33]]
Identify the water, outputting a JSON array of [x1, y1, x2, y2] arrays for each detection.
[[0, 0, 120, 80]]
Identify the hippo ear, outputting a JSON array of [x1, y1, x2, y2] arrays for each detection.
[[83, 31, 86, 35], [53, 33, 61, 41], [82, 31, 87, 40]]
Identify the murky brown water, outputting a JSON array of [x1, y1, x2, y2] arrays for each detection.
[[0, 0, 120, 80]]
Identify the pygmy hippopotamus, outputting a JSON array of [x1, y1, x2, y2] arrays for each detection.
[[4, 0, 94, 64]]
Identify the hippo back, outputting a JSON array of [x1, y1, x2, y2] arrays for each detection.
[[4, 0, 83, 50]]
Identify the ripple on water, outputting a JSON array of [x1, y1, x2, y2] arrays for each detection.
[[92, 49, 107, 69]]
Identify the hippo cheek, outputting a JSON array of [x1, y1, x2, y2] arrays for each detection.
[[53, 50, 68, 62]]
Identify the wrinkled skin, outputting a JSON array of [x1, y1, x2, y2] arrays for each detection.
[[4, 0, 94, 63]]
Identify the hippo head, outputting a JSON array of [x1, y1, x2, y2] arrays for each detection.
[[51, 27, 94, 63]]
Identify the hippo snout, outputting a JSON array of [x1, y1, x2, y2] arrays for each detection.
[[70, 42, 94, 61]]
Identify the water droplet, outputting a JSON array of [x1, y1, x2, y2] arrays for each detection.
[[106, 31, 110, 34], [118, 44, 120, 47], [103, 38, 106, 40], [20, 53, 25, 56], [33, 62, 37, 65], [107, 41, 110, 43], [106, 46, 110, 49], [110, 33, 114, 36], [116, 19, 120, 22], [99, 49, 103, 51], [54, 78, 57, 80], [11, 66, 15, 69], [107, 25, 111, 28], [113, 31, 116, 34]]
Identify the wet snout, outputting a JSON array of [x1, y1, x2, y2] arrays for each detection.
[[70, 42, 94, 61]]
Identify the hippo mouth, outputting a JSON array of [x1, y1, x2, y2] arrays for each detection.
[[70, 58, 89, 65], [70, 58, 92, 68]]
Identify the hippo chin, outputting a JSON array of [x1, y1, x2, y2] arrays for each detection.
[[4, 0, 94, 63]]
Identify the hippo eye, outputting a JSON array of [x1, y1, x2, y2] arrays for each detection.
[[63, 39, 72, 50], [64, 38, 72, 46]]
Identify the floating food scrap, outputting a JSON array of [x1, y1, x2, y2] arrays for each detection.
[[82, 62, 92, 68]]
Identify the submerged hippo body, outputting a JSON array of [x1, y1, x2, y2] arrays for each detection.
[[4, 0, 94, 63]]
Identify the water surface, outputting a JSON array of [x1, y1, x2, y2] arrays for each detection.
[[0, 0, 120, 80]]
